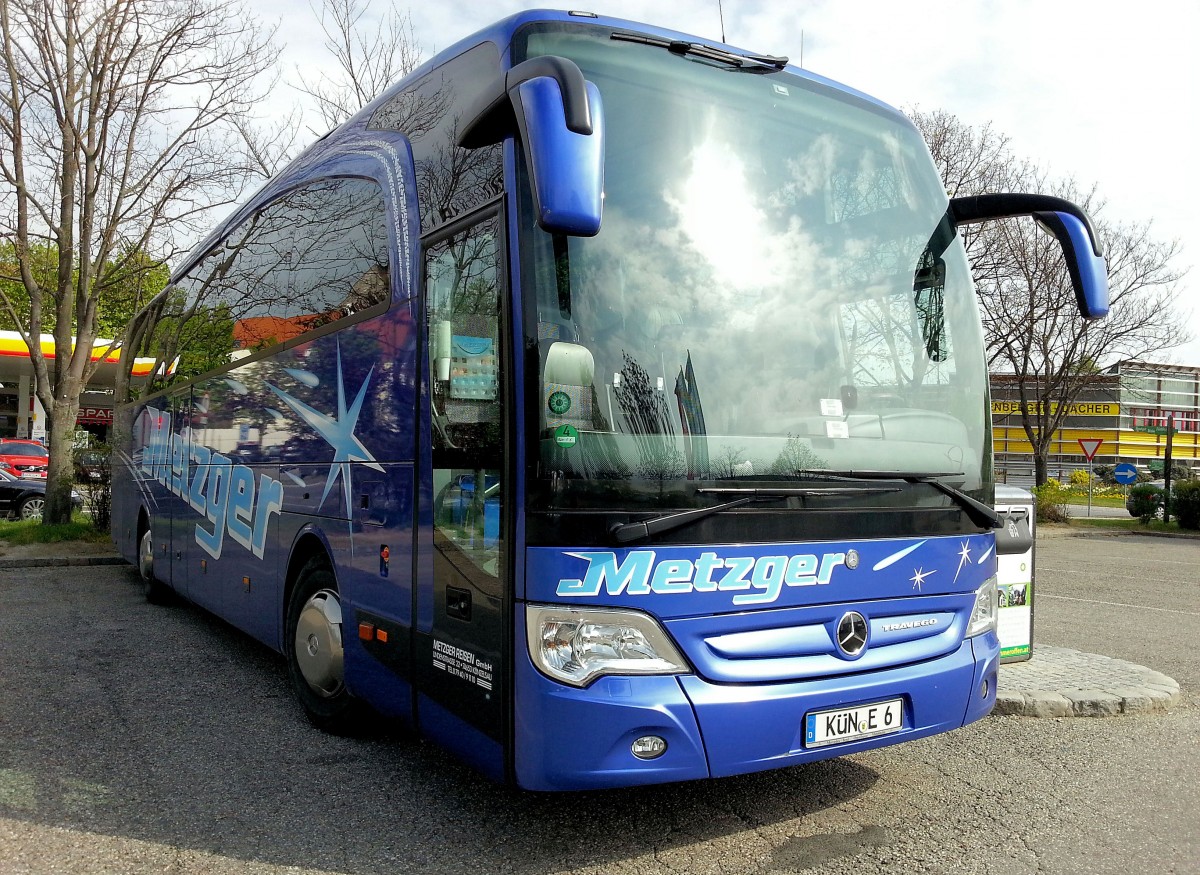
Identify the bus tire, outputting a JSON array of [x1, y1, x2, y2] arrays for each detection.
[[138, 521, 171, 605], [286, 557, 362, 733]]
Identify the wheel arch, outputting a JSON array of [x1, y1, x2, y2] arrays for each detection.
[[282, 527, 338, 649]]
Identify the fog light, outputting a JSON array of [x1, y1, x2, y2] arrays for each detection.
[[631, 735, 667, 760], [981, 679, 989, 699]]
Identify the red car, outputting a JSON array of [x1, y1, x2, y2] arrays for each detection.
[[0, 439, 49, 479]]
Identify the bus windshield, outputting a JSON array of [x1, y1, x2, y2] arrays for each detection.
[[517, 24, 990, 512]]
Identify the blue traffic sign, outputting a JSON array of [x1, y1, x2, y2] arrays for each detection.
[[1114, 462, 1138, 485]]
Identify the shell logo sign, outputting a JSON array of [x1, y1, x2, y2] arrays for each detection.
[[0, 332, 160, 377]]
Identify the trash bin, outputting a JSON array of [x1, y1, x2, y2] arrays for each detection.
[[994, 485, 1035, 663]]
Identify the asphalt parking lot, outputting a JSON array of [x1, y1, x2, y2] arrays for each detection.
[[0, 529, 1196, 874]]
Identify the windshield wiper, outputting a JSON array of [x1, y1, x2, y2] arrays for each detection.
[[695, 486, 900, 498], [611, 486, 898, 544], [611, 31, 788, 72], [795, 470, 1002, 529]]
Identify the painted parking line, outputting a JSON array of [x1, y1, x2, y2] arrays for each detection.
[[1038, 593, 1200, 617]]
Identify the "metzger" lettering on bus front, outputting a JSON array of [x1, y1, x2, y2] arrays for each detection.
[[556, 550, 848, 606]]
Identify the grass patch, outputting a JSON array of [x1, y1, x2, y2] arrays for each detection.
[[1058, 491, 1127, 509], [1069, 516, 1142, 531], [0, 515, 110, 544], [1069, 515, 1197, 535]]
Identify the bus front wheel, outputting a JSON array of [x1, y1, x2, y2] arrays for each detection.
[[286, 557, 362, 733]]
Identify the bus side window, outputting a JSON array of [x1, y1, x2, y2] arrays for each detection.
[[424, 216, 504, 574]]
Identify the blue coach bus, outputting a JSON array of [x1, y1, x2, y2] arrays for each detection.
[[112, 9, 1108, 790]]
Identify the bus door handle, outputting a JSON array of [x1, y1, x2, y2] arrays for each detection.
[[447, 586, 472, 621]]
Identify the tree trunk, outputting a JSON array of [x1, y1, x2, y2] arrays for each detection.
[[1033, 453, 1049, 487], [43, 393, 83, 524]]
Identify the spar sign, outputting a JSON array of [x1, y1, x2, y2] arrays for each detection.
[[76, 407, 114, 425]]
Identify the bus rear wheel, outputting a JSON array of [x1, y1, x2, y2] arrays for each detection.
[[286, 557, 362, 733]]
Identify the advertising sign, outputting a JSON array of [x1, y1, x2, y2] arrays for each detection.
[[991, 401, 1118, 416], [75, 406, 115, 425], [994, 486, 1035, 662]]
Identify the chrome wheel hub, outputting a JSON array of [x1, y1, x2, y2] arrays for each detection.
[[294, 588, 344, 698], [139, 530, 154, 581]]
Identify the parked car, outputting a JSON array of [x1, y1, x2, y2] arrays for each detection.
[[0, 439, 49, 479], [0, 468, 82, 520], [1126, 479, 1166, 519], [73, 448, 110, 482]]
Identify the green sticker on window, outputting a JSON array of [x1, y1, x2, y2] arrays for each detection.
[[548, 391, 571, 415], [553, 424, 579, 448]]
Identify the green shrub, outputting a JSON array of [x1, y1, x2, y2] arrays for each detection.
[[1068, 469, 1091, 488], [1170, 480, 1200, 529], [71, 443, 112, 532], [1128, 483, 1163, 522], [1032, 480, 1070, 523]]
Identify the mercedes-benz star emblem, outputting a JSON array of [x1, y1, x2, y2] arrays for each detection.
[[835, 611, 869, 658]]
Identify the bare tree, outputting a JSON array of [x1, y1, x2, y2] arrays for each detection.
[[120, 0, 426, 416], [0, 0, 281, 523], [911, 109, 1190, 483], [294, 0, 423, 133]]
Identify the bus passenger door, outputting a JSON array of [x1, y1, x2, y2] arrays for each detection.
[[415, 213, 508, 772]]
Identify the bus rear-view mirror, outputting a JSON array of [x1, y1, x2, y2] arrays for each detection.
[[511, 76, 604, 236], [1031, 211, 1109, 319], [948, 193, 1109, 320], [458, 55, 605, 237]]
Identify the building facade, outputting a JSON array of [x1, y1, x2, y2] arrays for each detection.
[[991, 361, 1200, 480]]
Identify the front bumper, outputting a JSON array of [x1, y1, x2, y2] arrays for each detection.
[[513, 615, 999, 791]]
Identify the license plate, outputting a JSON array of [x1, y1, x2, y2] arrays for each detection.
[[804, 698, 903, 748]]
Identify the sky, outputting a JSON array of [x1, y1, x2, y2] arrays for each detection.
[[269, 0, 1200, 363]]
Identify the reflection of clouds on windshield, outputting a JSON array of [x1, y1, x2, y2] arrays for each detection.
[[663, 132, 776, 293], [768, 134, 838, 209], [649, 122, 852, 428], [573, 106, 981, 445]]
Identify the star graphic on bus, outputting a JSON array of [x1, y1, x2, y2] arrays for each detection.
[[265, 342, 383, 512], [910, 567, 936, 591], [954, 540, 972, 581]]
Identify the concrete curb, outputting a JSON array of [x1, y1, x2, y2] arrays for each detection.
[[0, 555, 128, 568], [994, 645, 1181, 717]]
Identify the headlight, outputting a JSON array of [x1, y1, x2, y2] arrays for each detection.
[[526, 604, 689, 688], [966, 576, 999, 638]]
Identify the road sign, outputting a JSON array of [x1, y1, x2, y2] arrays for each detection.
[[1113, 462, 1138, 485], [1078, 438, 1103, 461]]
